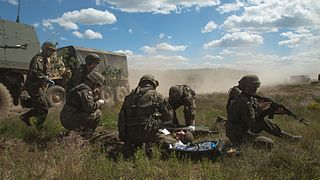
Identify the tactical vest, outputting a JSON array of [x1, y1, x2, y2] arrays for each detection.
[[126, 88, 162, 133]]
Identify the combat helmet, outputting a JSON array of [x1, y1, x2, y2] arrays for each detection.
[[169, 85, 183, 100], [41, 41, 56, 51], [85, 53, 101, 64], [139, 74, 159, 88], [87, 71, 105, 86], [238, 74, 261, 91]]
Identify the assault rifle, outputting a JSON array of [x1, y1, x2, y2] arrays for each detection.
[[163, 125, 219, 137], [253, 94, 309, 126]]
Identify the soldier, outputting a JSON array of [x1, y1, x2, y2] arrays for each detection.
[[226, 75, 302, 148], [168, 85, 196, 126], [118, 74, 173, 157], [67, 53, 101, 91], [60, 71, 105, 134], [20, 41, 56, 129], [158, 129, 194, 146], [226, 85, 241, 115]]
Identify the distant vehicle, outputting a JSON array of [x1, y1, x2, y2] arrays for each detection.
[[0, 18, 129, 118], [290, 75, 311, 85]]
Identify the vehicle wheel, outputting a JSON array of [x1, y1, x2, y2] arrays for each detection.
[[0, 83, 12, 118], [47, 85, 66, 107], [100, 86, 115, 106], [114, 86, 128, 103]]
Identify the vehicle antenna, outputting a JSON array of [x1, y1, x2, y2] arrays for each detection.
[[16, 0, 21, 23]]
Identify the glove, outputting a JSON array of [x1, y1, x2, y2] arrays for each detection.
[[187, 126, 195, 131], [97, 99, 105, 108], [47, 79, 55, 86]]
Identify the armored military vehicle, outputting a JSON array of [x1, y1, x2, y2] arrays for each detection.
[[0, 18, 130, 118], [0, 18, 68, 117]]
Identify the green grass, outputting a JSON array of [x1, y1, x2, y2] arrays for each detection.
[[1, 84, 320, 179]]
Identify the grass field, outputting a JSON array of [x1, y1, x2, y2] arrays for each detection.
[[1, 84, 320, 179]]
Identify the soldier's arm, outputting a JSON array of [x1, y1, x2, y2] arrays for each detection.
[[29, 56, 47, 79], [238, 98, 255, 128], [158, 94, 174, 122], [72, 67, 84, 87], [79, 89, 99, 113], [183, 94, 196, 119]]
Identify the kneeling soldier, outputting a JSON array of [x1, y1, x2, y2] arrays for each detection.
[[60, 71, 105, 134]]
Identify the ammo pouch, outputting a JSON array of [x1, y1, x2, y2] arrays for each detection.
[[144, 108, 162, 133]]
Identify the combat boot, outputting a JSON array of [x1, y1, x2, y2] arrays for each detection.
[[20, 115, 31, 126], [280, 131, 302, 141]]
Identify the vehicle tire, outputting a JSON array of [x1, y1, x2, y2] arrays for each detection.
[[114, 86, 128, 103], [0, 83, 12, 118], [47, 85, 66, 107], [100, 86, 115, 106]]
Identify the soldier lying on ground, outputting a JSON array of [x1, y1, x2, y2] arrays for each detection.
[[60, 71, 105, 136], [168, 85, 196, 126], [226, 75, 302, 149]]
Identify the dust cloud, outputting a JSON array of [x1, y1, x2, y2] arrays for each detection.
[[128, 68, 250, 95], [128, 67, 320, 96]]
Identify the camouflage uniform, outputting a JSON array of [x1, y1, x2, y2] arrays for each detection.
[[118, 74, 173, 156], [67, 64, 89, 91], [60, 71, 105, 133], [226, 85, 241, 114], [21, 42, 56, 128], [226, 92, 281, 148], [67, 53, 101, 92], [168, 85, 196, 126], [226, 75, 301, 148]]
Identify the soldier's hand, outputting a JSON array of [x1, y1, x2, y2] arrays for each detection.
[[97, 99, 105, 108], [47, 79, 55, 86]]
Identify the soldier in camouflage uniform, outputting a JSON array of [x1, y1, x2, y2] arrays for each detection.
[[226, 85, 241, 114], [168, 85, 196, 126], [20, 42, 56, 129], [60, 71, 105, 134], [118, 74, 173, 157], [67, 53, 101, 92], [226, 75, 302, 148]]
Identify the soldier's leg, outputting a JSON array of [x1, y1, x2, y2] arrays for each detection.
[[253, 136, 275, 150], [33, 90, 50, 129], [20, 109, 36, 126], [79, 109, 102, 132], [250, 118, 282, 136]]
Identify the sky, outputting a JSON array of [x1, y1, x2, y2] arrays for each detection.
[[1, 0, 320, 81]]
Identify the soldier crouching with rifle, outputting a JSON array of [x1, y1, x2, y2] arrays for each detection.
[[60, 71, 105, 136], [226, 75, 302, 149]]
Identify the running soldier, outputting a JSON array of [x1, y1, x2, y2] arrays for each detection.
[[20, 41, 56, 129]]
